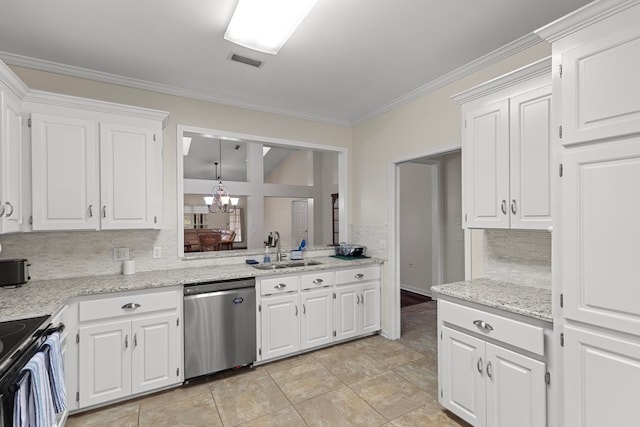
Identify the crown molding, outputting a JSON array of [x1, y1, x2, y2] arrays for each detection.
[[451, 56, 551, 104], [23, 90, 170, 128], [535, 0, 640, 42], [0, 51, 351, 128], [0, 60, 30, 99], [351, 33, 543, 125]]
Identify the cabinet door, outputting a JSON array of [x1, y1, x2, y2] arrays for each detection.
[[31, 113, 99, 230], [485, 343, 546, 427], [509, 85, 552, 229], [360, 282, 380, 334], [561, 15, 640, 145], [562, 137, 640, 336], [100, 123, 158, 229], [78, 320, 131, 408], [464, 100, 510, 228], [564, 325, 640, 427], [300, 288, 333, 350], [334, 285, 359, 341], [131, 313, 179, 395], [0, 92, 24, 233], [261, 293, 300, 361], [440, 326, 486, 427]]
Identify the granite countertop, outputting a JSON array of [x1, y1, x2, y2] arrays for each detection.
[[431, 278, 552, 322], [0, 256, 381, 322]]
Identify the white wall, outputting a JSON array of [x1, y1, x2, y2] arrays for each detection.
[[399, 162, 433, 295], [440, 152, 465, 283]]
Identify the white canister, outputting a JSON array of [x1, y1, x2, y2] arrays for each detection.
[[122, 259, 136, 275]]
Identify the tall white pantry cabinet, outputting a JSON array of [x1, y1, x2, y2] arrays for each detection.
[[536, 1, 640, 425]]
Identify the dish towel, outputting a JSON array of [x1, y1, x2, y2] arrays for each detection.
[[13, 352, 57, 427], [42, 332, 67, 413], [12, 370, 33, 427]]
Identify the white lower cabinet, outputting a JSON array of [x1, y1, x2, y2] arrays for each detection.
[[76, 289, 182, 409], [261, 292, 300, 361], [257, 264, 381, 363], [438, 300, 547, 427], [563, 325, 640, 427]]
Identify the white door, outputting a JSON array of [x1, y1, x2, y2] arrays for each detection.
[[78, 320, 131, 408], [261, 293, 300, 361], [485, 342, 546, 427], [509, 85, 552, 229], [360, 283, 380, 334], [100, 123, 157, 229], [562, 137, 640, 336], [291, 199, 308, 247], [464, 100, 510, 228], [31, 113, 99, 230], [131, 313, 178, 395], [564, 325, 640, 427], [440, 326, 486, 427], [300, 288, 333, 350], [334, 285, 359, 341], [0, 92, 23, 233]]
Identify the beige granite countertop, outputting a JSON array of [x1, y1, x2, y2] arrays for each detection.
[[431, 278, 552, 322], [0, 256, 381, 322]]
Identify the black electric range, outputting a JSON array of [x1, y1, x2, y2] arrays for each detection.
[[0, 316, 49, 372]]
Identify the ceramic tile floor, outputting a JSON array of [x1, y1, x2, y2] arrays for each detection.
[[66, 301, 469, 426]]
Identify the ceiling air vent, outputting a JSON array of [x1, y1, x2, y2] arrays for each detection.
[[229, 53, 263, 68]]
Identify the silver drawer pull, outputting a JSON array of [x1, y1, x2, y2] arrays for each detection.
[[511, 199, 517, 215], [312, 278, 323, 284], [354, 273, 365, 279], [5, 202, 13, 217], [473, 320, 493, 331], [122, 303, 142, 310], [477, 357, 483, 374], [125, 334, 129, 349], [486, 361, 493, 379], [274, 283, 287, 289]]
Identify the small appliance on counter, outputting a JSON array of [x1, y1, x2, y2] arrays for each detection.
[[0, 259, 30, 288], [334, 243, 367, 257]]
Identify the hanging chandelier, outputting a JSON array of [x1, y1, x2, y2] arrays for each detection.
[[204, 140, 239, 213]]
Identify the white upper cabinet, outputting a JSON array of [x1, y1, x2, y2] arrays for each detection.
[[100, 123, 159, 229], [27, 95, 167, 231], [553, 11, 640, 146], [463, 100, 510, 228], [31, 114, 99, 230], [0, 90, 26, 233], [455, 58, 552, 230]]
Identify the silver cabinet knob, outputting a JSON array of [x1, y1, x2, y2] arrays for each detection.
[[501, 200, 507, 215], [354, 273, 365, 279], [477, 357, 483, 374], [5, 202, 13, 217], [125, 334, 129, 349], [511, 199, 517, 215], [103, 205, 107, 218], [486, 361, 493, 379], [473, 320, 493, 331], [134, 333, 138, 347], [312, 278, 323, 284], [274, 283, 287, 289], [88, 204, 93, 217]]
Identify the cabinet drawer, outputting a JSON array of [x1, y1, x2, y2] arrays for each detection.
[[300, 271, 334, 290], [259, 275, 299, 296], [335, 265, 380, 285], [439, 300, 544, 356], [79, 291, 178, 322]]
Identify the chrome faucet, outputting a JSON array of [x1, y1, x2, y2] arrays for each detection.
[[274, 231, 283, 262]]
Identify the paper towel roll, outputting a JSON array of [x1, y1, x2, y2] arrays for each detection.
[[123, 260, 136, 275]]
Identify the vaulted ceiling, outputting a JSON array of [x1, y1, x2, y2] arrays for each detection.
[[0, 0, 592, 125]]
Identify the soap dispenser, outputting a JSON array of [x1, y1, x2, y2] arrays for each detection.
[[263, 245, 271, 263]]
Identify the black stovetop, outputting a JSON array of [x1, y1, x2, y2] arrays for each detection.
[[0, 316, 49, 370]]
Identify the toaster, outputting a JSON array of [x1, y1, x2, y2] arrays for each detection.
[[0, 259, 30, 287]]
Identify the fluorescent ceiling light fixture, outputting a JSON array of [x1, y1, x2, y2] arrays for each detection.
[[182, 137, 192, 156], [224, 0, 318, 54]]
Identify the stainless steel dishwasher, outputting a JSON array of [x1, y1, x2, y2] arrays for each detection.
[[183, 277, 256, 380]]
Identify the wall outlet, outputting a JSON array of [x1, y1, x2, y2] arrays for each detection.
[[113, 247, 129, 261], [153, 246, 162, 259]]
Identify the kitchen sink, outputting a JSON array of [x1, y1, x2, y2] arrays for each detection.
[[252, 260, 322, 270]]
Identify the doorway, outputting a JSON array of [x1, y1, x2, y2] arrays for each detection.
[[391, 147, 465, 339]]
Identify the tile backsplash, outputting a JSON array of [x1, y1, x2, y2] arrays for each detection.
[[483, 229, 551, 289]]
